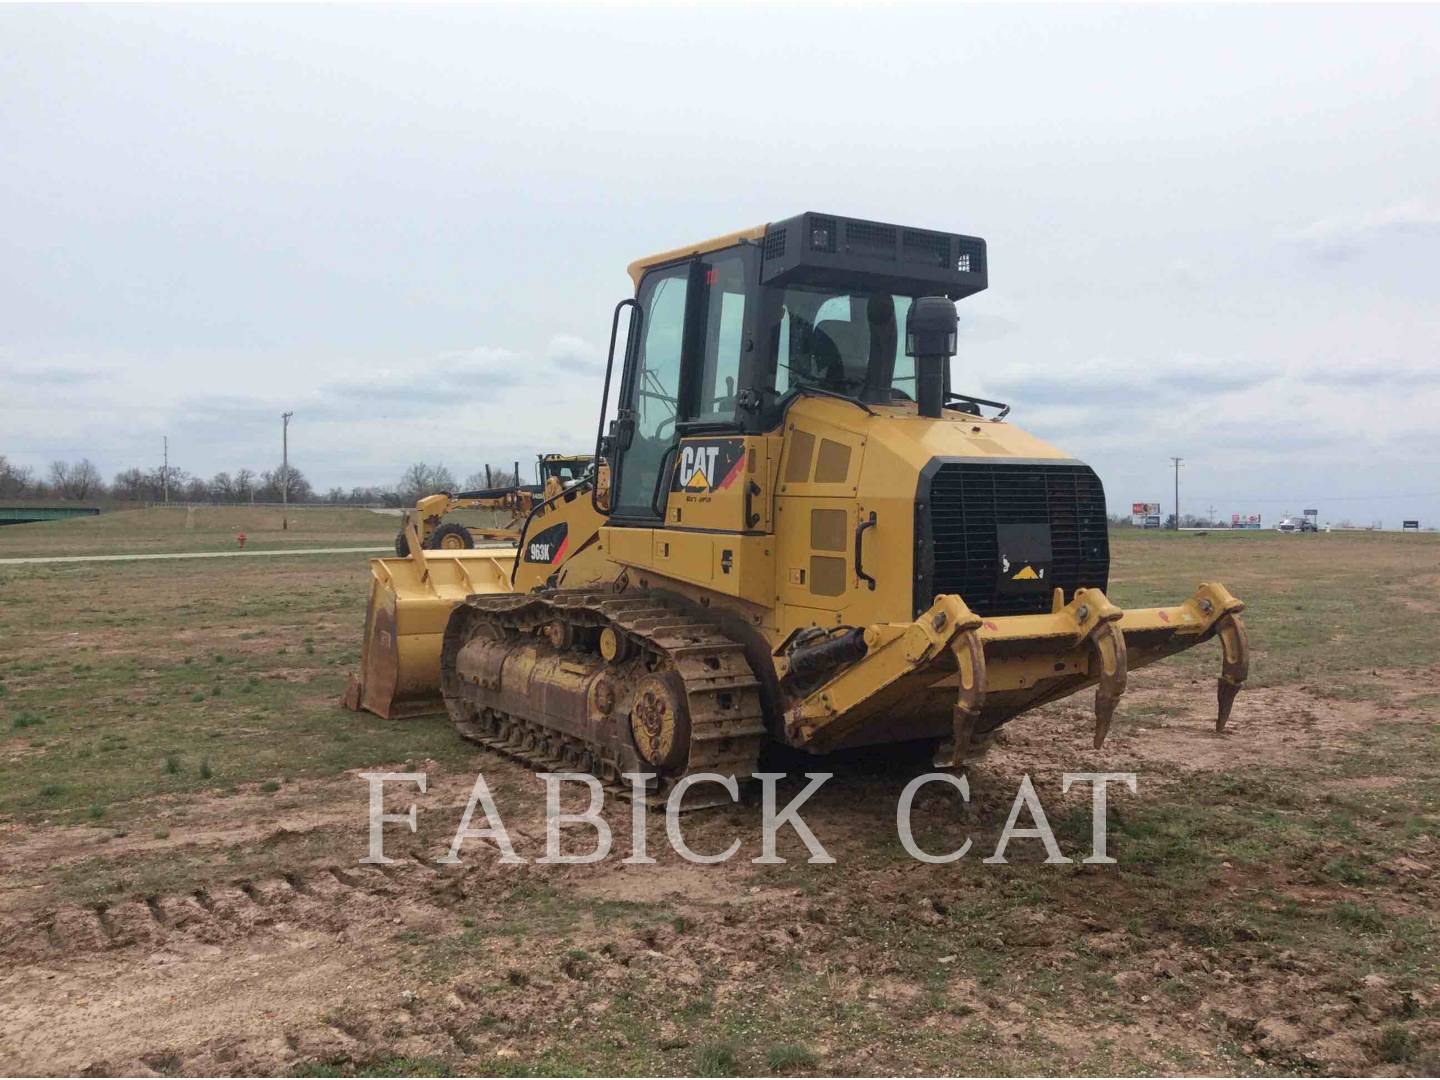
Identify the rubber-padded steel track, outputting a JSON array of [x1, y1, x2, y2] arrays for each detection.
[[440, 590, 766, 805]]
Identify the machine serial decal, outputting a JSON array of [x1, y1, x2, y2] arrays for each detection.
[[524, 522, 569, 564]]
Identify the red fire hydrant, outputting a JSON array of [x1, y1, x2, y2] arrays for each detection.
[[237, 532, 247, 550]]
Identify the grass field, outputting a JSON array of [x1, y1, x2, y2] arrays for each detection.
[[0, 511, 1436, 1076], [0, 504, 513, 558]]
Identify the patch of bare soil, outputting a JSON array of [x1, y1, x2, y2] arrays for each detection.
[[997, 672, 1394, 779], [0, 858, 498, 1074], [1, 674, 1436, 1075], [0, 766, 491, 917]]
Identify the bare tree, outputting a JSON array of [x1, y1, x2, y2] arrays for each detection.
[[6, 454, 528, 507], [112, 467, 148, 501], [48, 458, 104, 500], [260, 465, 312, 503], [464, 465, 519, 489], [0, 455, 36, 498], [47, 460, 71, 494], [398, 462, 456, 502], [71, 459, 104, 499], [210, 472, 235, 503], [234, 468, 256, 504]]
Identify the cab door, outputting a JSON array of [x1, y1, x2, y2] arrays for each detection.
[[610, 246, 759, 531], [610, 260, 695, 522]]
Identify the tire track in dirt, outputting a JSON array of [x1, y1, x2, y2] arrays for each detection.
[[0, 855, 488, 964], [0, 851, 524, 1075]]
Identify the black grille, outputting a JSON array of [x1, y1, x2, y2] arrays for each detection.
[[903, 229, 950, 268], [845, 221, 896, 258], [954, 238, 985, 275], [915, 460, 1109, 617], [809, 216, 837, 253], [764, 227, 787, 260]]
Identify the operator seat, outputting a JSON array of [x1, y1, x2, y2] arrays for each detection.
[[811, 319, 867, 391]]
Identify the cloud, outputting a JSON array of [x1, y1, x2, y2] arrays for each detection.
[[176, 394, 285, 425], [1, 364, 112, 387], [321, 346, 527, 411], [1306, 361, 1440, 388], [546, 334, 605, 373], [1283, 200, 1440, 261], [956, 312, 1021, 345], [980, 352, 1277, 407]]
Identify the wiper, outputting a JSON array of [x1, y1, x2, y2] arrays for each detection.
[[778, 384, 878, 417], [946, 391, 1011, 421]]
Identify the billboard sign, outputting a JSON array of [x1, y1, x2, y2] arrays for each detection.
[[1231, 513, 1263, 530], [1132, 502, 1161, 527]]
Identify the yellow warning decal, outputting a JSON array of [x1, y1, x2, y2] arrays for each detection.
[[687, 465, 711, 490], [1012, 565, 1040, 580]]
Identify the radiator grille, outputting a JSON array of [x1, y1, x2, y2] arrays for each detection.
[[916, 460, 1109, 617], [763, 227, 787, 260]]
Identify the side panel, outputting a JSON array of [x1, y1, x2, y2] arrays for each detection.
[[662, 435, 774, 533], [599, 529, 775, 604], [512, 482, 614, 594], [772, 410, 916, 641]]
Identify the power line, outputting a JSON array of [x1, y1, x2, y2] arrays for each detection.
[[281, 412, 294, 532], [1170, 456, 1182, 531]]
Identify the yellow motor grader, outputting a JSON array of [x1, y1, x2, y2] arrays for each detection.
[[345, 212, 1249, 798], [391, 453, 595, 556]]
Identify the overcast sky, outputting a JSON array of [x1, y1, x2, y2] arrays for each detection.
[[3, 4, 1438, 525]]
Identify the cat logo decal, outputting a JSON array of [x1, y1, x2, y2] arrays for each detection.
[[672, 439, 746, 494]]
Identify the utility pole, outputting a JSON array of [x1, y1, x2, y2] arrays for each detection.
[[281, 411, 294, 531], [162, 436, 169, 505], [1170, 456, 1183, 530]]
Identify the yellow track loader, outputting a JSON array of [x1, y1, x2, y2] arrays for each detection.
[[346, 212, 1249, 795], [392, 453, 595, 556]]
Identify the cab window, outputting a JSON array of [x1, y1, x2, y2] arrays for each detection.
[[613, 264, 688, 516], [692, 251, 747, 424], [771, 287, 917, 402]]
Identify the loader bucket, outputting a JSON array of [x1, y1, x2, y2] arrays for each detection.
[[784, 583, 1250, 758], [344, 548, 516, 719]]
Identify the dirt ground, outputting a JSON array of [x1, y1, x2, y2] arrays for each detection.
[[0, 522, 1436, 1076]]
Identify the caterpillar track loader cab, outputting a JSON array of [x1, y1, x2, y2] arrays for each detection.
[[348, 212, 1249, 800]]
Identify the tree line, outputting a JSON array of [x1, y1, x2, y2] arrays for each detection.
[[0, 455, 524, 508]]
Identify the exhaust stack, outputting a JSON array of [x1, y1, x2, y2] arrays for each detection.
[[906, 296, 958, 419]]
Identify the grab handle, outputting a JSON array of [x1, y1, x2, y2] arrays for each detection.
[[744, 480, 762, 529], [855, 511, 877, 591]]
